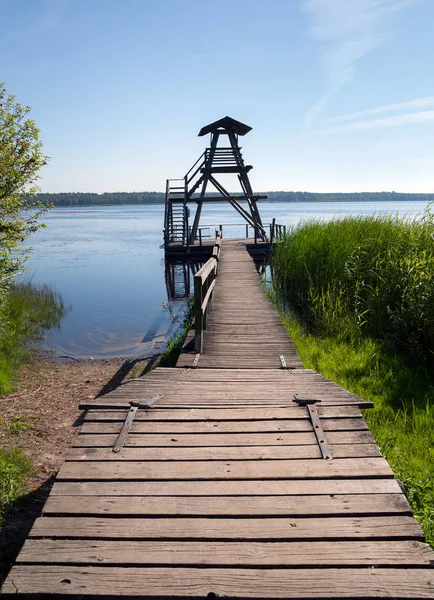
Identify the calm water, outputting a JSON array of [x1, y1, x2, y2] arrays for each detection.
[[26, 200, 430, 358]]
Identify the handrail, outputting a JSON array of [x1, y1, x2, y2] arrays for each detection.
[[194, 228, 222, 353], [185, 151, 206, 184], [197, 222, 286, 240], [163, 179, 170, 246]]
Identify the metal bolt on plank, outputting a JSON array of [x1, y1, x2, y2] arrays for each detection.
[[112, 394, 164, 453]]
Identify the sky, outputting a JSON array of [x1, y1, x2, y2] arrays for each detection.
[[1, 0, 434, 193]]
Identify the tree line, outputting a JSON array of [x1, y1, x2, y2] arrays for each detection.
[[29, 190, 434, 207]]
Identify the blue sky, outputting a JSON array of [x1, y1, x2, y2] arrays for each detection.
[[1, 0, 433, 193]]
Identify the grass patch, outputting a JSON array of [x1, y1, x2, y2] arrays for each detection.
[[0, 281, 66, 394], [0, 448, 33, 525], [1, 416, 35, 436], [270, 211, 434, 546]]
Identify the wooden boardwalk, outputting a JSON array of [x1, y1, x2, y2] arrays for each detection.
[[177, 239, 303, 370], [3, 239, 434, 598]]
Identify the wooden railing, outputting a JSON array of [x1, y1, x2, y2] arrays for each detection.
[[194, 227, 222, 353], [199, 221, 287, 242], [269, 218, 287, 241]]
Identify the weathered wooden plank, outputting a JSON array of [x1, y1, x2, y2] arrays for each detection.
[[82, 399, 374, 409], [134, 367, 302, 379], [66, 443, 381, 461], [29, 515, 423, 540], [42, 492, 412, 517], [90, 392, 365, 403], [81, 399, 374, 410], [57, 457, 393, 481], [96, 383, 364, 394], [203, 345, 297, 351], [194, 362, 288, 369], [100, 388, 364, 399], [7, 565, 434, 599], [83, 406, 363, 421], [17, 539, 433, 566], [6, 566, 434, 599], [73, 430, 377, 447], [79, 418, 369, 435], [202, 346, 299, 353], [95, 385, 366, 394], [51, 478, 403, 496]]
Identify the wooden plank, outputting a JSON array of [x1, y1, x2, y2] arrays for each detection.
[[29, 515, 423, 540], [7, 566, 434, 599], [137, 367, 302, 379], [66, 443, 381, 461], [12, 565, 434, 599], [79, 418, 369, 434], [90, 390, 365, 401], [57, 457, 393, 481], [100, 383, 363, 392], [51, 478, 403, 496], [73, 430, 377, 447], [97, 381, 363, 392], [81, 396, 372, 408], [193, 358, 287, 365], [82, 399, 374, 409], [82, 406, 363, 421], [42, 493, 412, 517], [17, 539, 433, 566]]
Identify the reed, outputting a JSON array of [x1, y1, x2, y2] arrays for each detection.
[[273, 210, 434, 362], [0, 282, 66, 394]]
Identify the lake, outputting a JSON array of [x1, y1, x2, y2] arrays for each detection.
[[26, 200, 430, 358]]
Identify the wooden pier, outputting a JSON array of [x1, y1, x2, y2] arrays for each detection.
[[3, 238, 434, 599]]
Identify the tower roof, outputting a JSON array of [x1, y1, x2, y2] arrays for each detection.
[[198, 116, 252, 137]]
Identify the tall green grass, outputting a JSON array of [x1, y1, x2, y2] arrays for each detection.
[[274, 210, 434, 363], [0, 448, 33, 526], [271, 211, 434, 544], [0, 282, 66, 393]]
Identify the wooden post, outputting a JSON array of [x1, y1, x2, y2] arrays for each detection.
[[271, 218, 276, 242], [199, 229, 202, 247], [245, 224, 249, 238]]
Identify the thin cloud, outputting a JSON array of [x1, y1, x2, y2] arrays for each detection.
[[318, 109, 434, 134], [328, 96, 434, 124], [303, 0, 420, 129]]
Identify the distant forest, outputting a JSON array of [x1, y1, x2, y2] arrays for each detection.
[[30, 191, 434, 207]]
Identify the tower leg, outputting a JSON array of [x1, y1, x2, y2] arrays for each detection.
[[228, 132, 267, 241], [188, 132, 219, 245]]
